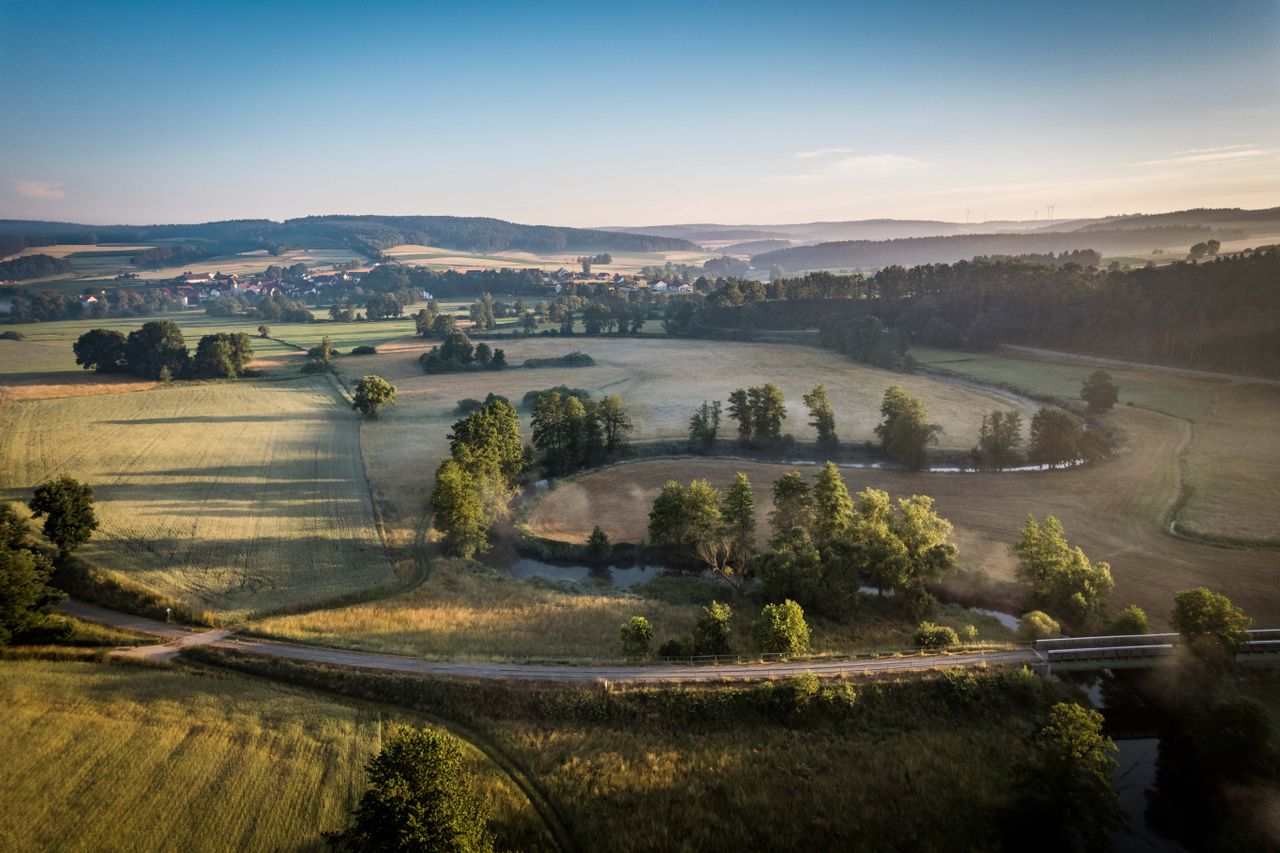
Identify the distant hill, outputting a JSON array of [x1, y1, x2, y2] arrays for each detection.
[[751, 226, 1228, 272], [721, 239, 792, 254], [0, 215, 697, 261]]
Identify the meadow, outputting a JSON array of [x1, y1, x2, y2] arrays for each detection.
[[0, 660, 549, 852], [523, 404, 1280, 627], [911, 345, 1280, 542]]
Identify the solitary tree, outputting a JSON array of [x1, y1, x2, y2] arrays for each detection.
[[803, 384, 839, 454], [586, 526, 611, 564], [1080, 371, 1119, 414], [1003, 703, 1122, 850], [752, 599, 810, 654], [326, 726, 494, 853], [875, 386, 941, 470], [28, 477, 98, 556], [691, 600, 734, 656], [1172, 587, 1252, 659], [257, 324, 271, 338], [619, 615, 653, 658], [352, 375, 397, 418], [1110, 604, 1149, 635], [73, 328, 127, 373], [1028, 408, 1082, 467]]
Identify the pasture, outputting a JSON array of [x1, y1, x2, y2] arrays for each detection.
[[911, 345, 1280, 542], [0, 661, 546, 852], [381, 243, 717, 273], [523, 405, 1280, 627], [0, 378, 394, 619]]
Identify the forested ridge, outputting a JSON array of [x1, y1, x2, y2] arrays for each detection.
[[676, 251, 1280, 376], [0, 215, 696, 262]]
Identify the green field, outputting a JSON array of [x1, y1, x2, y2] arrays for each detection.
[[0, 661, 548, 852]]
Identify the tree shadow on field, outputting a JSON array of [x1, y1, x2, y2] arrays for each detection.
[[98, 414, 331, 425]]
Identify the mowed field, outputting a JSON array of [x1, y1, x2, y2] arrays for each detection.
[[524, 405, 1280, 627], [381, 243, 717, 273], [345, 334, 1038, 550], [0, 661, 548, 852], [0, 379, 394, 619], [912, 346, 1280, 542]]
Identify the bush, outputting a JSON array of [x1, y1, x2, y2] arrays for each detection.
[[0, 330, 24, 341], [350, 345, 377, 355], [1109, 604, 1149, 635], [455, 393, 511, 415], [522, 351, 595, 369], [300, 359, 329, 374], [521, 385, 591, 410], [752, 600, 811, 655], [914, 622, 960, 649], [1017, 610, 1061, 641], [585, 526, 611, 564], [620, 616, 653, 658], [691, 601, 733, 656], [658, 637, 694, 658]]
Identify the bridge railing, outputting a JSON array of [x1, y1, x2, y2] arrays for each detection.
[[1036, 628, 1280, 655]]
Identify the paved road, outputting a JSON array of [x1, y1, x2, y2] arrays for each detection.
[[62, 601, 1035, 683], [999, 345, 1280, 387]]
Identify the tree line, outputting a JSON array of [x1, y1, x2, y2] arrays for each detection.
[[74, 321, 255, 380]]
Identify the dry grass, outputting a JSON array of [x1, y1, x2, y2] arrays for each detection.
[[911, 345, 1280, 543], [0, 379, 394, 619], [486, 710, 1033, 851], [0, 660, 543, 852], [525, 406, 1280, 627], [254, 558, 702, 660], [354, 335, 1038, 550]]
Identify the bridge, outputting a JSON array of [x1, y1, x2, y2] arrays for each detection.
[[1033, 629, 1280, 673]]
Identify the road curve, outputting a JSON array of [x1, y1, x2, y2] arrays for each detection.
[[63, 600, 1035, 683]]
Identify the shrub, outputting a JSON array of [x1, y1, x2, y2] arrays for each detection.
[[691, 601, 733, 656], [0, 330, 25, 341], [752, 599, 811, 655], [585, 526, 611, 564], [1109, 604, 1149, 635], [350, 345, 378, 355], [300, 359, 329, 374], [455, 393, 511, 415], [914, 622, 960, 649], [521, 385, 591, 410], [658, 637, 694, 658], [620, 616, 653, 658], [522, 351, 595, 369], [1017, 610, 1061, 641]]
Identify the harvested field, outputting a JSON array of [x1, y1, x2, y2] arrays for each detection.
[[0, 661, 546, 852], [0, 378, 393, 619], [524, 406, 1280, 627]]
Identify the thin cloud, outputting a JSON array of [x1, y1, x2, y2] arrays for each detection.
[[774, 152, 931, 182], [794, 146, 853, 159], [1132, 146, 1272, 167], [12, 180, 66, 200]]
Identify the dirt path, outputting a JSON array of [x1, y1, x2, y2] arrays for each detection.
[[999, 345, 1280, 387]]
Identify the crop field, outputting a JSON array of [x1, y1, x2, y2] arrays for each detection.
[[0, 661, 546, 852], [0, 378, 394, 619], [524, 405, 1280, 627], [911, 345, 1280, 542]]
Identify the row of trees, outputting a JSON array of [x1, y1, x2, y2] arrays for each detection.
[[419, 331, 507, 373], [648, 463, 958, 619], [530, 392, 632, 475], [74, 321, 255, 380]]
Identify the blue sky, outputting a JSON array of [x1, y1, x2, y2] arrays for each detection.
[[1, 0, 1277, 225]]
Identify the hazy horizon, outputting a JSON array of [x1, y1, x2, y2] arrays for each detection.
[[3, 0, 1278, 227]]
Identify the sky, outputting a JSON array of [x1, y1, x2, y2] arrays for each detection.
[[1, 0, 1278, 227]]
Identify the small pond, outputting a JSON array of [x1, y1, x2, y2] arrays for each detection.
[[507, 558, 669, 590]]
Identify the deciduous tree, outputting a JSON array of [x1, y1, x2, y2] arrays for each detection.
[[28, 477, 98, 556]]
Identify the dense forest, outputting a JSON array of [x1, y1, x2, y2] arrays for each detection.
[[0, 253, 72, 280], [752, 227, 1234, 271], [673, 250, 1280, 376], [0, 215, 696, 263]]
